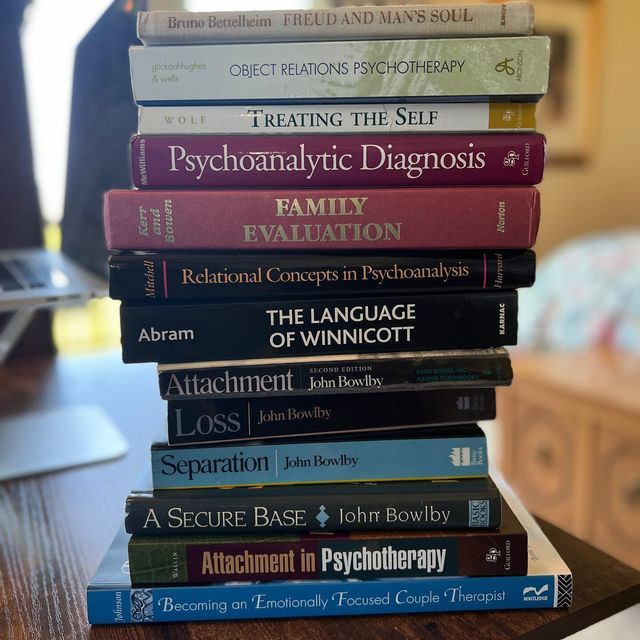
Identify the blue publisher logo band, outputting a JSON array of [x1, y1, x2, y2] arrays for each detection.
[[469, 499, 490, 527]]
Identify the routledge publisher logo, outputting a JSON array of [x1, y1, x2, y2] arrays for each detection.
[[522, 584, 550, 602]]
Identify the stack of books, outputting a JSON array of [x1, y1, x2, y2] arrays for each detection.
[[88, 2, 572, 625]]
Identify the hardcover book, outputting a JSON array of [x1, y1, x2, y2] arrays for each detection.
[[109, 250, 536, 301], [127, 497, 526, 584], [157, 348, 513, 400], [137, 4, 535, 44], [87, 480, 573, 623], [165, 388, 495, 446], [130, 134, 546, 189], [151, 425, 489, 489], [128, 37, 550, 104], [136, 103, 536, 134], [105, 187, 540, 251], [119, 291, 519, 364], [125, 477, 502, 535]]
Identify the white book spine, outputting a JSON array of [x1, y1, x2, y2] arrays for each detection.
[[137, 4, 534, 45], [137, 103, 536, 135]]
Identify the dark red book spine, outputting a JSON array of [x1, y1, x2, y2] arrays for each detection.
[[131, 133, 545, 188], [104, 186, 540, 251]]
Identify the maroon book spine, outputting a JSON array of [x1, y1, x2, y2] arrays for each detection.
[[104, 186, 540, 251], [131, 133, 545, 188]]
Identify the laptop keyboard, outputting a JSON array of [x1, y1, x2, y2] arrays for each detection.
[[0, 259, 49, 292]]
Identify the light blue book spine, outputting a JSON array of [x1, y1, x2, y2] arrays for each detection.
[[88, 573, 569, 624], [151, 435, 487, 488]]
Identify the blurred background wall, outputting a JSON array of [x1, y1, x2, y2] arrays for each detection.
[[536, 0, 639, 256]]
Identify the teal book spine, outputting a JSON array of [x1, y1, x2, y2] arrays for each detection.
[[151, 432, 488, 489], [129, 36, 550, 104]]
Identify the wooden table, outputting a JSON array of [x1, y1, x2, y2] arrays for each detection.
[[0, 352, 638, 640]]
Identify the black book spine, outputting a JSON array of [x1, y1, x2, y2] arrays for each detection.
[[120, 291, 518, 364], [125, 487, 502, 535], [166, 388, 496, 445], [159, 350, 513, 399], [109, 250, 535, 302]]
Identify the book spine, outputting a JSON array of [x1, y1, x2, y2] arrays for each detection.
[[130, 134, 545, 189], [166, 389, 495, 446], [137, 5, 534, 44], [128, 530, 528, 584], [125, 489, 502, 535], [137, 103, 536, 134], [120, 291, 518, 364], [109, 251, 536, 301], [87, 573, 569, 624], [105, 186, 540, 251], [158, 350, 513, 400], [151, 435, 488, 488], [129, 37, 549, 104]]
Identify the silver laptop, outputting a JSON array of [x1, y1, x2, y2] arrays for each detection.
[[0, 247, 107, 313]]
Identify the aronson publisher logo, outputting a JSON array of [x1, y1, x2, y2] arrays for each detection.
[[522, 584, 550, 602], [494, 57, 515, 75]]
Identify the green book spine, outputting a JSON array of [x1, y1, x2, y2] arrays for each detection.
[[129, 36, 550, 104], [129, 538, 189, 583]]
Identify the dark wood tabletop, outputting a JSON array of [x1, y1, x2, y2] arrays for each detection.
[[0, 352, 638, 640]]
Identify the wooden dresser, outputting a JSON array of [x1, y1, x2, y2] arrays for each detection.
[[498, 349, 640, 569]]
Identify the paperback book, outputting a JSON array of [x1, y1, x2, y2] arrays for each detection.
[[87, 479, 572, 623], [127, 497, 526, 584], [157, 348, 513, 400], [136, 4, 535, 44], [129, 37, 550, 104], [125, 477, 502, 535], [119, 291, 518, 364], [166, 388, 495, 445], [151, 426, 489, 489], [105, 187, 540, 251], [130, 133, 546, 189], [136, 103, 536, 134]]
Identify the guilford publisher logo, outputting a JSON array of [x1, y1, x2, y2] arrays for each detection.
[[485, 547, 501, 563], [503, 150, 520, 167]]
